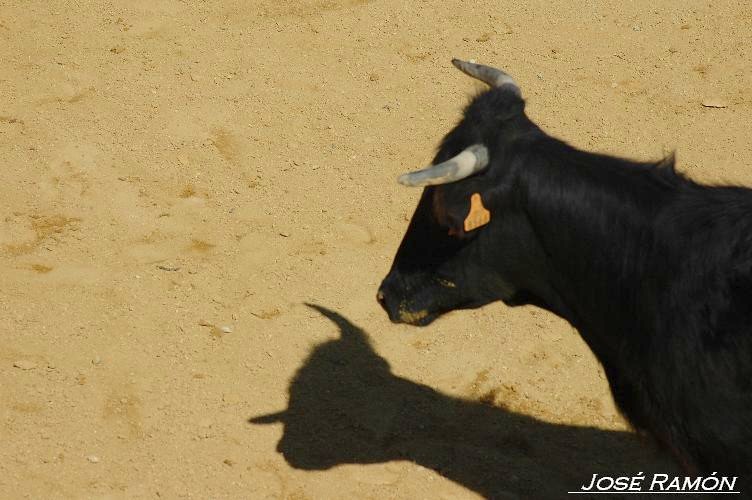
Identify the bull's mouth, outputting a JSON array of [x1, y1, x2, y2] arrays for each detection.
[[389, 297, 488, 327], [396, 307, 436, 326], [392, 300, 461, 326], [378, 279, 472, 327]]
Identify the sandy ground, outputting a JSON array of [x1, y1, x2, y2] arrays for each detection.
[[1, 1, 751, 498]]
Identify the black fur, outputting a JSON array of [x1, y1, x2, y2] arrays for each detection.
[[378, 85, 752, 485]]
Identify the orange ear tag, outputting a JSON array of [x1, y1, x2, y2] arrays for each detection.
[[464, 193, 491, 232]]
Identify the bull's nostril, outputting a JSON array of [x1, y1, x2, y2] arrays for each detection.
[[376, 289, 386, 307]]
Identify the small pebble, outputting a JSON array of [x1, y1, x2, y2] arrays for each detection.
[[92, 356, 102, 366], [221, 325, 233, 334], [13, 360, 37, 370], [198, 320, 213, 327], [87, 455, 100, 463], [701, 99, 728, 109]]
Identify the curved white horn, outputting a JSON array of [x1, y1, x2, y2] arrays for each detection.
[[451, 58, 521, 96], [397, 144, 489, 187]]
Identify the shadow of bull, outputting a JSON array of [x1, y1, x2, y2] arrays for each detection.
[[250, 304, 678, 499]]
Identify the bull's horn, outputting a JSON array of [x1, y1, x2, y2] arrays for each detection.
[[397, 144, 489, 187], [451, 58, 521, 96]]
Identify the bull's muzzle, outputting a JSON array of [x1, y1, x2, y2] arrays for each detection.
[[377, 277, 434, 326]]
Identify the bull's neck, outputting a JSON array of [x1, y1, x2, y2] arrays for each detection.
[[517, 141, 679, 356]]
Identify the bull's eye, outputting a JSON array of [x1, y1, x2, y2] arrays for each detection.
[[433, 188, 465, 237], [431, 188, 449, 225]]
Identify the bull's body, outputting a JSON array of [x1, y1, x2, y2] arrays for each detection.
[[495, 135, 752, 475], [378, 60, 752, 481]]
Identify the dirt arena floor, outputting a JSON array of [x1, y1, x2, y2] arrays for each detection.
[[1, 1, 751, 498]]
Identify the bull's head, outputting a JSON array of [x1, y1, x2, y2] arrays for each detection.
[[378, 59, 550, 326]]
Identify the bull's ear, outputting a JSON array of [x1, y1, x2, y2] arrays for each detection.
[[443, 191, 492, 238], [463, 193, 491, 232]]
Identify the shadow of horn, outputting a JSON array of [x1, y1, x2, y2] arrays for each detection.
[[303, 302, 369, 341], [249, 410, 287, 424]]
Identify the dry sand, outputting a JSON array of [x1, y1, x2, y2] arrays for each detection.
[[1, 1, 750, 498]]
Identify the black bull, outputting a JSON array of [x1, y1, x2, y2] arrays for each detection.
[[377, 61, 752, 482]]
